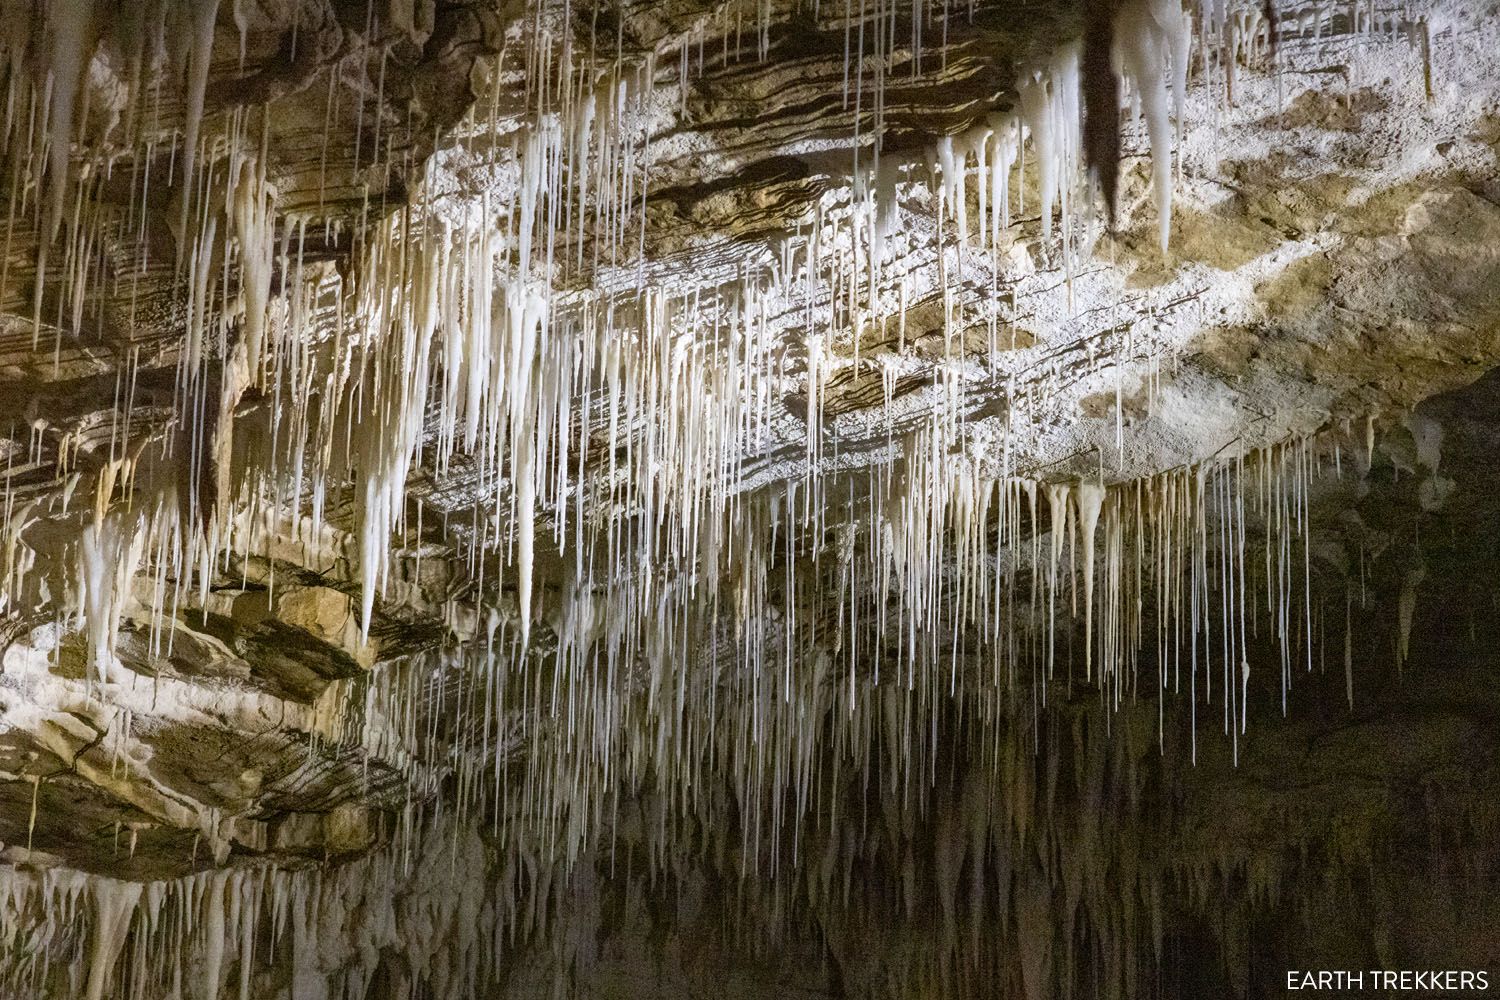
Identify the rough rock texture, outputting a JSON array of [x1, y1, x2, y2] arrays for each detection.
[[0, 0, 1497, 997]]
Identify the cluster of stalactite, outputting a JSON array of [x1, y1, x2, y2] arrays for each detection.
[[2, 0, 1407, 709], [3, 636, 1491, 1000], [1, 0, 1435, 683], [0, 0, 1460, 997], [426, 424, 1411, 897]]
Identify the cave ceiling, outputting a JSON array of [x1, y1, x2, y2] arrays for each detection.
[[0, 0, 1497, 997]]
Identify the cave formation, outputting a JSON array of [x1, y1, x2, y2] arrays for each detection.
[[0, 0, 1497, 997]]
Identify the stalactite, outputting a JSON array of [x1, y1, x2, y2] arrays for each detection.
[[1113, 0, 1187, 252], [1083, 0, 1123, 225], [0, 3, 1466, 996]]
